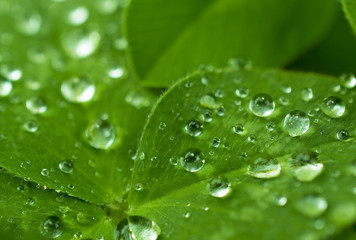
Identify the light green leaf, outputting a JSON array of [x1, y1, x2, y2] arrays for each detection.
[[0, 169, 115, 240], [343, 0, 356, 34], [128, 68, 356, 239], [124, 0, 337, 87]]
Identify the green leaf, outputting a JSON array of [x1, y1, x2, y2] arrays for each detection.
[[0, 169, 114, 240], [124, 0, 337, 87], [128, 68, 356, 239], [289, 10, 356, 75], [343, 0, 356, 34]]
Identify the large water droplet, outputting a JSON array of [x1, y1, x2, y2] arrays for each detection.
[[185, 120, 203, 136], [296, 195, 328, 218], [115, 216, 161, 240], [289, 150, 323, 182], [284, 110, 310, 137], [207, 177, 231, 198], [41, 216, 63, 238], [321, 96, 345, 118], [199, 94, 219, 109], [61, 76, 95, 103], [247, 156, 281, 179], [61, 29, 101, 58], [249, 93, 275, 117], [86, 119, 115, 150], [0, 78, 12, 96], [59, 160, 74, 173], [26, 97, 47, 114], [181, 149, 205, 172]]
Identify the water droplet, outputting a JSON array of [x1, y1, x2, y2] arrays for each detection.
[[59, 160, 74, 173], [228, 58, 252, 70], [290, 150, 323, 182], [61, 29, 101, 58], [0, 78, 12, 96], [199, 94, 219, 109], [202, 110, 213, 122], [1, 65, 22, 81], [284, 111, 310, 137], [108, 65, 124, 79], [340, 73, 356, 89], [169, 156, 178, 166], [266, 122, 275, 132], [232, 123, 244, 134], [211, 137, 220, 148], [68, 6, 89, 26], [41, 168, 49, 177], [61, 76, 95, 103], [279, 96, 290, 106], [158, 122, 166, 130], [296, 195, 328, 218], [336, 129, 351, 141], [26, 97, 47, 114], [115, 217, 161, 240], [247, 155, 281, 179], [249, 93, 275, 117], [321, 96, 345, 118], [185, 120, 202, 136], [41, 216, 63, 238], [16, 13, 42, 35], [181, 149, 205, 172], [216, 106, 225, 116], [282, 85, 292, 94], [135, 183, 143, 191], [207, 177, 231, 198], [247, 134, 256, 143], [275, 195, 288, 206], [301, 88, 313, 102], [26, 198, 35, 206], [114, 37, 128, 50], [24, 120, 39, 133], [85, 119, 115, 150], [235, 87, 249, 98]]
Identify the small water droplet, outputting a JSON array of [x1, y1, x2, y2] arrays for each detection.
[[135, 183, 143, 191], [232, 123, 244, 134], [181, 149, 205, 172], [266, 122, 275, 132], [199, 94, 219, 109], [247, 155, 281, 179], [290, 150, 323, 182], [1, 65, 22, 81], [61, 29, 101, 58], [85, 119, 115, 150], [279, 96, 290, 106], [296, 194, 328, 218], [26, 96, 47, 114], [24, 120, 39, 133], [59, 160, 74, 173], [216, 106, 225, 116], [211, 137, 220, 148], [228, 58, 252, 70], [158, 122, 166, 130], [16, 13, 42, 35], [185, 120, 203, 136], [68, 6, 89, 26], [107, 65, 124, 79], [284, 110, 310, 137], [340, 73, 356, 89], [61, 76, 95, 103], [41, 216, 63, 238], [249, 93, 275, 117], [0, 78, 12, 97], [321, 96, 345, 118], [336, 129, 351, 141], [115, 216, 161, 240], [247, 134, 256, 143], [301, 88, 313, 102], [235, 87, 249, 98], [282, 85, 292, 94], [275, 195, 288, 206], [169, 156, 178, 166], [202, 110, 213, 122], [41, 168, 49, 177], [207, 177, 231, 198]]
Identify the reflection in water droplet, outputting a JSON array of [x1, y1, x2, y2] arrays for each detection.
[[0, 78, 12, 96], [59, 160, 74, 173], [181, 149, 205, 172], [247, 156, 281, 179], [284, 111, 310, 137], [185, 120, 203, 136], [61, 29, 101, 58], [321, 96, 345, 118], [290, 150, 323, 182], [235, 87, 249, 98], [199, 94, 219, 109], [115, 216, 161, 240], [85, 119, 115, 149], [296, 194, 328, 218], [61, 76, 95, 103], [301, 88, 313, 102], [249, 93, 275, 117], [41, 216, 63, 238], [207, 177, 231, 198], [337, 129, 351, 141], [26, 97, 47, 114], [24, 120, 39, 133]]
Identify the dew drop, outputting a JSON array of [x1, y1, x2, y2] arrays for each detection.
[[115, 217, 161, 240], [26, 96, 47, 114], [249, 93, 275, 117], [61, 29, 101, 58], [199, 94, 219, 109], [216, 106, 225, 116], [135, 183, 143, 191], [211, 137, 220, 148], [185, 120, 202, 136], [235, 87, 249, 98], [247, 156, 281, 179], [275, 195, 288, 207], [202, 110, 213, 122], [207, 177, 231, 198], [61, 76, 95, 103], [232, 123, 244, 134], [108, 65, 124, 79], [68, 6, 89, 26], [321, 96, 345, 118], [158, 122, 166, 130], [85, 119, 115, 150], [24, 120, 39, 133], [0, 78, 12, 96], [284, 111, 310, 137], [41, 168, 49, 177], [16, 13, 42, 35], [181, 149, 205, 172], [1, 65, 22, 81], [41, 216, 63, 238], [59, 160, 74, 173], [301, 88, 313, 102], [340, 73, 356, 89], [336, 129, 351, 141], [296, 195, 328, 218], [289, 150, 323, 182]]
